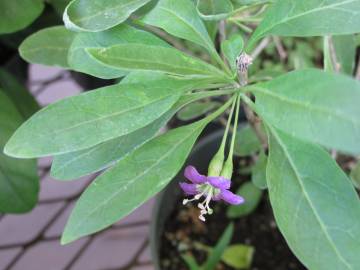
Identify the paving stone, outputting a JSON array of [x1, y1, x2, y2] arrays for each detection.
[[0, 202, 64, 247], [37, 157, 53, 168], [118, 198, 155, 226], [139, 246, 152, 264], [0, 248, 22, 270], [39, 174, 93, 202], [29, 65, 81, 106], [71, 226, 149, 270], [133, 265, 155, 270], [11, 239, 88, 270], [44, 202, 75, 239]]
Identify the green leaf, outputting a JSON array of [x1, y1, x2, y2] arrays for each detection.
[[177, 101, 220, 121], [0, 90, 39, 213], [0, 69, 39, 119], [63, 0, 151, 32], [250, 69, 360, 155], [234, 124, 261, 157], [0, 0, 44, 34], [247, 0, 360, 50], [141, 0, 216, 56], [251, 151, 267, 189], [266, 126, 360, 270], [350, 161, 360, 189], [69, 24, 169, 79], [61, 98, 234, 244], [51, 83, 236, 180], [19, 26, 76, 69], [5, 78, 198, 158], [196, 0, 234, 21], [222, 244, 254, 269], [87, 44, 229, 81], [221, 34, 244, 72], [227, 182, 262, 218], [182, 254, 201, 270], [203, 223, 234, 270], [333, 35, 357, 75]]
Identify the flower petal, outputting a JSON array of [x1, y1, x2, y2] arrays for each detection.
[[179, 182, 198, 195], [220, 190, 244, 205], [184, 166, 207, 184], [208, 176, 231, 189]]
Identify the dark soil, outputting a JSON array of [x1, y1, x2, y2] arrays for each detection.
[[159, 167, 307, 270]]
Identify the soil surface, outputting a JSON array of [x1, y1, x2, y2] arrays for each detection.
[[159, 167, 307, 270]]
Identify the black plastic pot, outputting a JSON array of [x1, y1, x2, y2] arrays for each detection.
[[150, 130, 224, 269]]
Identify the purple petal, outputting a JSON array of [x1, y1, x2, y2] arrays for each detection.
[[179, 182, 198, 195], [220, 190, 245, 205], [208, 176, 231, 190], [184, 166, 207, 184]]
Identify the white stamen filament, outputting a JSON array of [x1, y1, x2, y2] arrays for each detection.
[[183, 184, 218, 222]]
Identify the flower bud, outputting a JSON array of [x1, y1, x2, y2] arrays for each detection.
[[220, 157, 233, 180], [207, 150, 224, 177]]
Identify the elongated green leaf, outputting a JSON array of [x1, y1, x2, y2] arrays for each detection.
[[333, 35, 357, 75], [350, 161, 360, 189], [182, 255, 201, 270], [266, 126, 360, 270], [0, 90, 38, 213], [0, 69, 39, 119], [227, 182, 262, 218], [61, 99, 234, 244], [141, 0, 216, 55], [221, 34, 244, 72], [177, 101, 220, 121], [222, 244, 254, 269], [69, 24, 169, 79], [247, 0, 360, 50], [51, 88, 233, 180], [19, 26, 76, 68], [251, 151, 267, 189], [196, 0, 233, 21], [0, 0, 44, 34], [234, 124, 261, 157], [250, 69, 360, 154], [5, 78, 197, 158], [203, 223, 234, 270], [63, 0, 151, 32], [87, 44, 229, 81]]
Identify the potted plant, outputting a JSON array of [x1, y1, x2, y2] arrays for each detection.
[[2, 0, 360, 269]]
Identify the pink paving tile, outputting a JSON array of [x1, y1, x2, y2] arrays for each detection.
[[11, 238, 88, 270], [44, 202, 75, 239], [37, 157, 53, 168], [70, 226, 149, 270], [118, 198, 155, 226], [133, 265, 155, 270], [139, 246, 152, 264], [39, 174, 93, 202], [0, 248, 22, 270], [0, 202, 64, 247]]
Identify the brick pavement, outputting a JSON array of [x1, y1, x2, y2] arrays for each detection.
[[0, 65, 155, 270]]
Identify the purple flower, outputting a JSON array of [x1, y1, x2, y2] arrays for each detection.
[[180, 165, 244, 221]]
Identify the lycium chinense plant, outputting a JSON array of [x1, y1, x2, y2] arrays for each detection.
[[2, 1, 360, 269]]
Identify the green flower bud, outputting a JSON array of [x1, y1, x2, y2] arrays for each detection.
[[220, 157, 233, 180], [207, 150, 224, 177]]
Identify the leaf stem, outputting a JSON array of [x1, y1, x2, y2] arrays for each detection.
[[219, 96, 237, 153], [228, 93, 241, 157]]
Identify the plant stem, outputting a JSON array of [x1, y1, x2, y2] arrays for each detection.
[[236, 53, 268, 149], [228, 94, 241, 157], [219, 97, 237, 153]]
